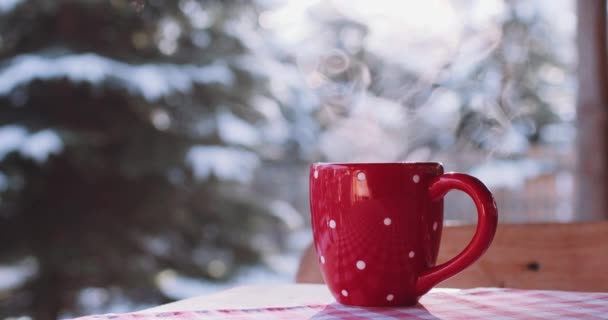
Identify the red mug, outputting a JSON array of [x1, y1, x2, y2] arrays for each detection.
[[310, 162, 498, 307]]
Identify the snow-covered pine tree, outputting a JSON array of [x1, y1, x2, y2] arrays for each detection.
[[0, 1, 314, 319]]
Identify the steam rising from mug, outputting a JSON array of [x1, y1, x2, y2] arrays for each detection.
[[261, 0, 575, 164]]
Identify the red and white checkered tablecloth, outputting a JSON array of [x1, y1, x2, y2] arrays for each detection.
[[73, 288, 608, 320]]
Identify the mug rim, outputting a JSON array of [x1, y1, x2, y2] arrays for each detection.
[[313, 161, 443, 167]]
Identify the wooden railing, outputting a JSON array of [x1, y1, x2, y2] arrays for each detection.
[[436, 221, 608, 291], [297, 222, 608, 292]]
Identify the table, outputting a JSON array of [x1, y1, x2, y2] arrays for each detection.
[[73, 284, 608, 319], [145, 284, 340, 312]]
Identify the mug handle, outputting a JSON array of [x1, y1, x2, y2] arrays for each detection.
[[415, 173, 498, 296]]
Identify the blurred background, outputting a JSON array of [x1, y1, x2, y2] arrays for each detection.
[[0, 0, 580, 319]]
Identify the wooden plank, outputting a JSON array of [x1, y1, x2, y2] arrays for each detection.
[[143, 285, 459, 313], [143, 284, 335, 312], [437, 222, 608, 291]]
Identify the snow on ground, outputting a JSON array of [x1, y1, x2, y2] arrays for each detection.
[[469, 159, 555, 190], [156, 228, 312, 300]]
